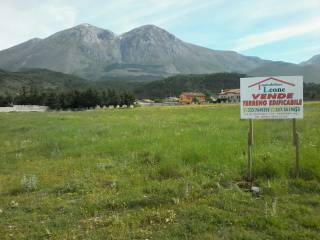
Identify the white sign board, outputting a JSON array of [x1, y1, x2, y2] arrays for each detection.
[[240, 76, 303, 119]]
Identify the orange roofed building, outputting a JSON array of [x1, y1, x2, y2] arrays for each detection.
[[179, 92, 206, 104]]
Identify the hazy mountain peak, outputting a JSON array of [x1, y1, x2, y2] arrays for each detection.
[[77, 23, 93, 28], [301, 54, 320, 65], [122, 24, 176, 39], [72, 23, 114, 33], [135, 24, 165, 31], [72, 23, 115, 35], [47, 23, 117, 44]]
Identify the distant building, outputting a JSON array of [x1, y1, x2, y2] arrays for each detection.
[[180, 92, 206, 104], [162, 97, 180, 106], [217, 89, 240, 103], [136, 99, 155, 106], [164, 97, 180, 102]]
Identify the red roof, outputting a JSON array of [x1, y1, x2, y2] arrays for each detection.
[[249, 77, 295, 88], [219, 89, 240, 95]]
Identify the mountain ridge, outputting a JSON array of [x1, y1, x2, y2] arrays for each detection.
[[301, 54, 320, 65], [0, 24, 270, 80], [0, 24, 319, 83]]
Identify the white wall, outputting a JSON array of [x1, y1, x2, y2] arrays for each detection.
[[0, 105, 48, 113]]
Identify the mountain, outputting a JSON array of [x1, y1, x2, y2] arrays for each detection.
[[0, 24, 121, 80], [248, 61, 320, 83], [0, 24, 268, 81], [116, 25, 267, 77], [301, 54, 320, 65], [0, 23, 318, 83]]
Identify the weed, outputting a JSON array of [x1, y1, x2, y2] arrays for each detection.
[[20, 174, 38, 192]]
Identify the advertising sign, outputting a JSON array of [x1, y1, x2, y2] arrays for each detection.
[[240, 76, 303, 119]]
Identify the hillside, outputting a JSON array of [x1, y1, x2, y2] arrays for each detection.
[[0, 68, 146, 96], [1, 69, 319, 101], [134, 72, 320, 100], [0, 69, 89, 95], [248, 62, 320, 83], [134, 73, 245, 98]]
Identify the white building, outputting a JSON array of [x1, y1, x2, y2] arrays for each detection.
[[217, 89, 240, 103]]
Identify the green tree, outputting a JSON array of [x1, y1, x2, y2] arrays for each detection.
[[192, 97, 200, 104], [45, 92, 60, 109]]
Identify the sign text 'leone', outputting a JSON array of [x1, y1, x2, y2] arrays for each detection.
[[240, 76, 303, 119]]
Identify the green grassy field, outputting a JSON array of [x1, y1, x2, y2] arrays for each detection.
[[1, 103, 320, 239]]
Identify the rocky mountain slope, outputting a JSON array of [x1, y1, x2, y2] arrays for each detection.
[[0, 23, 318, 83], [0, 24, 268, 81]]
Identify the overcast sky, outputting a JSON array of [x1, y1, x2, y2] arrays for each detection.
[[1, 0, 319, 63]]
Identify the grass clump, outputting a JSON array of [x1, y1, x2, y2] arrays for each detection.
[[299, 164, 320, 181], [157, 162, 183, 180], [138, 151, 162, 165], [54, 179, 88, 195], [20, 174, 38, 192], [288, 179, 320, 194], [254, 160, 280, 179]]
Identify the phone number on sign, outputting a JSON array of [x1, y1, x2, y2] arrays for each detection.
[[243, 106, 301, 113]]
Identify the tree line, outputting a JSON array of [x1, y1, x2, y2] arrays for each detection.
[[135, 73, 320, 100], [0, 87, 136, 109]]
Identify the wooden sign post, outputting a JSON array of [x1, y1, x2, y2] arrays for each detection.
[[247, 119, 253, 181], [240, 76, 304, 182], [293, 119, 300, 178]]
